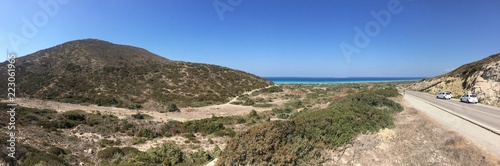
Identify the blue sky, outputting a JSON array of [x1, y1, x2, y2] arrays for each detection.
[[1, 0, 499, 77]]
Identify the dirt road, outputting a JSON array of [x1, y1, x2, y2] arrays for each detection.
[[4, 98, 273, 122]]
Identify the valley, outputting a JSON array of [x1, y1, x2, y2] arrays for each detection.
[[2, 83, 499, 165]]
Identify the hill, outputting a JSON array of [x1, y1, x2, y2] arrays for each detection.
[[0, 39, 272, 108], [410, 52, 500, 106]]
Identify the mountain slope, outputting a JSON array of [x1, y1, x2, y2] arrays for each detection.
[[0, 39, 273, 108], [410, 52, 500, 106]]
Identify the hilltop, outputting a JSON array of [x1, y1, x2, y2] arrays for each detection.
[[0, 39, 272, 108], [410, 52, 500, 106]]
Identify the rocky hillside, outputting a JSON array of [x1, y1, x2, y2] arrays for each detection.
[[0, 39, 272, 108], [410, 52, 500, 106]]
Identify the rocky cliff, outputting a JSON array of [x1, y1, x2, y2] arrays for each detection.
[[410, 53, 500, 106]]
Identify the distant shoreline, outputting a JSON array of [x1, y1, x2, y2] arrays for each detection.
[[264, 77, 426, 85]]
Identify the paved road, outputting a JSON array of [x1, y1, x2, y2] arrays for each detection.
[[406, 90, 500, 135]]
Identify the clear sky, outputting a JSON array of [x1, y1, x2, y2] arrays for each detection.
[[1, 0, 499, 77]]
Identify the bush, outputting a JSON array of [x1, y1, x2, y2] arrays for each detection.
[[38, 119, 77, 129], [127, 103, 143, 109], [242, 99, 255, 106], [259, 86, 283, 93], [272, 108, 293, 119], [285, 100, 303, 109], [98, 147, 124, 159], [184, 119, 224, 135], [98, 139, 121, 147], [63, 110, 86, 121], [161, 120, 185, 136], [121, 147, 141, 156], [230, 101, 243, 105], [132, 113, 152, 120], [136, 128, 160, 138], [135, 143, 184, 165], [371, 86, 400, 97], [6, 141, 70, 166], [131, 137, 147, 145], [219, 89, 404, 165], [182, 133, 196, 140], [247, 110, 260, 120], [167, 103, 180, 112], [48, 146, 67, 156], [132, 112, 145, 119]]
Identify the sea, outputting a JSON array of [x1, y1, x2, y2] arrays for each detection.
[[265, 77, 426, 84]]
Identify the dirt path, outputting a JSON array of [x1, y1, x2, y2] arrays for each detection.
[[4, 98, 275, 122], [5, 86, 280, 122], [227, 85, 277, 103]]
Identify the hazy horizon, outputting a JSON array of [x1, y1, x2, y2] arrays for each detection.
[[2, 0, 499, 78]]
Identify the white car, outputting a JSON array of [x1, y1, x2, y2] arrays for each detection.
[[436, 91, 453, 99], [460, 94, 478, 104]]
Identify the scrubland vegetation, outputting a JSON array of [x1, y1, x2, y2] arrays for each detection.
[[0, 101, 270, 165], [218, 85, 403, 165], [0, 83, 410, 165]]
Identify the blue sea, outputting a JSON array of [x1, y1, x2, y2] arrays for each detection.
[[265, 77, 425, 84]]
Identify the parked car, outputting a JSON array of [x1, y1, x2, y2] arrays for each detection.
[[436, 91, 453, 99], [460, 94, 478, 104]]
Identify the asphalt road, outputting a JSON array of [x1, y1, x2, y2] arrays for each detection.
[[406, 90, 500, 135]]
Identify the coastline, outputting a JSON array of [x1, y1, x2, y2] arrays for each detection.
[[265, 77, 425, 85]]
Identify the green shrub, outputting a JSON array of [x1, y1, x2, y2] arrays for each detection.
[[131, 113, 153, 120], [136, 128, 160, 138], [242, 99, 255, 106], [38, 119, 77, 129], [259, 86, 283, 93], [48, 146, 67, 156], [98, 139, 121, 147], [219, 89, 404, 165], [98, 147, 124, 159], [182, 133, 196, 140], [371, 86, 400, 97], [212, 146, 222, 158], [22, 152, 69, 166], [230, 101, 243, 105], [167, 103, 180, 112], [63, 110, 86, 121], [247, 110, 260, 120], [285, 100, 303, 109], [161, 120, 186, 136], [121, 147, 141, 156], [2, 141, 70, 166], [132, 112, 145, 119], [272, 108, 293, 119], [131, 137, 147, 145], [127, 103, 143, 109], [135, 143, 184, 165], [184, 116, 225, 135]]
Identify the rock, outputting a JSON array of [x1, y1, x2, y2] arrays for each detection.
[[410, 53, 500, 107]]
